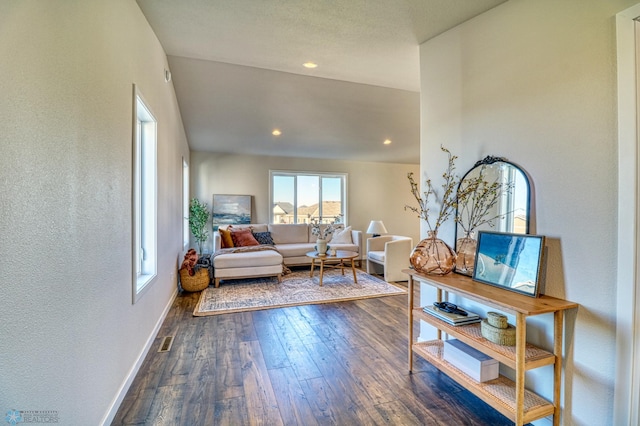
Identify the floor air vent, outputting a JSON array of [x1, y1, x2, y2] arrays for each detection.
[[158, 336, 174, 353]]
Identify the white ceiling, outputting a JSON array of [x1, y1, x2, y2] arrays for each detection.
[[136, 0, 507, 164]]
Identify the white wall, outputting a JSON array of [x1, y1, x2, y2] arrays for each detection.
[[190, 152, 421, 251], [419, 0, 638, 424], [0, 1, 189, 424]]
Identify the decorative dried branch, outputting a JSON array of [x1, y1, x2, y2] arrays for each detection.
[[404, 146, 460, 234], [311, 214, 344, 239], [455, 165, 514, 235]]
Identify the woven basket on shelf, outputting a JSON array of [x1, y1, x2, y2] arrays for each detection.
[[481, 318, 516, 346], [486, 311, 509, 329], [179, 268, 210, 292]]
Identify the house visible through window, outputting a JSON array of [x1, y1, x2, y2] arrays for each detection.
[[270, 171, 346, 224], [133, 87, 157, 303]]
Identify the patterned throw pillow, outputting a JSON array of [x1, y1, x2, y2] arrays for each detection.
[[253, 231, 275, 245], [231, 228, 260, 247]]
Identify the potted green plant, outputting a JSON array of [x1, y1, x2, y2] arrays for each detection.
[[189, 198, 210, 254]]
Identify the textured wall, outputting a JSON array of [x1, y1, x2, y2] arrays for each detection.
[[190, 152, 421, 251], [419, 0, 638, 424], [0, 1, 189, 424]]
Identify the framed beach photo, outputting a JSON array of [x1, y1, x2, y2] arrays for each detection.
[[472, 231, 546, 297], [213, 194, 252, 226]]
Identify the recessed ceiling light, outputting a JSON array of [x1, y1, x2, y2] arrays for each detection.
[[272, 129, 282, 136], [384, 139, 392, 145], [303, 62, 318, 69]]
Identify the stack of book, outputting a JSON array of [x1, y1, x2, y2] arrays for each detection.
[[423, 305, 482, 326]]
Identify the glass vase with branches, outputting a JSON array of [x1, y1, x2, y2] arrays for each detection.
[[404, 146, 459, 275]]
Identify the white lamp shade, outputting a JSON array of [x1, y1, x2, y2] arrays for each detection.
[[366, 220, 388, 235]]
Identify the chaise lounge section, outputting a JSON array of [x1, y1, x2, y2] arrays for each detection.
[[212, 248, 284, 288]]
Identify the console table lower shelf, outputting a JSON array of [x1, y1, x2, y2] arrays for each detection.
[[414, 340, 554, 423]]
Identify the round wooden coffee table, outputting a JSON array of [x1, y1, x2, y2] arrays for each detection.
[[306, 250, 359, 287]]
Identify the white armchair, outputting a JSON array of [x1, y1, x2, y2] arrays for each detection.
[[366, 235, 414, 282]]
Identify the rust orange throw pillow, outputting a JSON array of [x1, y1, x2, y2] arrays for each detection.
[[219, 227, 234, 248], [231, 228, 260, 247], [180, 248, 198, 276]]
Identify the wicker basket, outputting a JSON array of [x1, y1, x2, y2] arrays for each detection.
[[481, 319, 516, 346], [179, 268, 210, 292], [487, 311, 509, 329]]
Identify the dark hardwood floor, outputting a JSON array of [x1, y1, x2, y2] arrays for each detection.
[[112, 273, 516, 425]]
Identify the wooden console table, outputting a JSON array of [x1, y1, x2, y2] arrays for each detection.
[[405, 269, 578, 426]]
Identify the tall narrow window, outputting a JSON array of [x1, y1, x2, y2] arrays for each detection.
[[132, 87, 157, 303], [183, 158, 190, 249], [270, 171, 347, 224]]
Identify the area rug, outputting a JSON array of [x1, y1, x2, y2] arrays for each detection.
[[193, 269, 406, 316]]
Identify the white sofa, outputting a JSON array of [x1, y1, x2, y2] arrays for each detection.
[[366, 235, 413, 282], [211, 223, 362, 286]]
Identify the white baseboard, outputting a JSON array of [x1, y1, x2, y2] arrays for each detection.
[[100, 288, 178, 426]]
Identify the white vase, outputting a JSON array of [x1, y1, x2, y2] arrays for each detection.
[[316, 238, 328, 255]]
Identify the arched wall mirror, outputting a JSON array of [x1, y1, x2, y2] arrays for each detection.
[[455, 156, 531, 276]]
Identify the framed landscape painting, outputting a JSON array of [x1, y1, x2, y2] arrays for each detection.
[[213, 194, 252, 226], [472, 231, 546, 297]]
